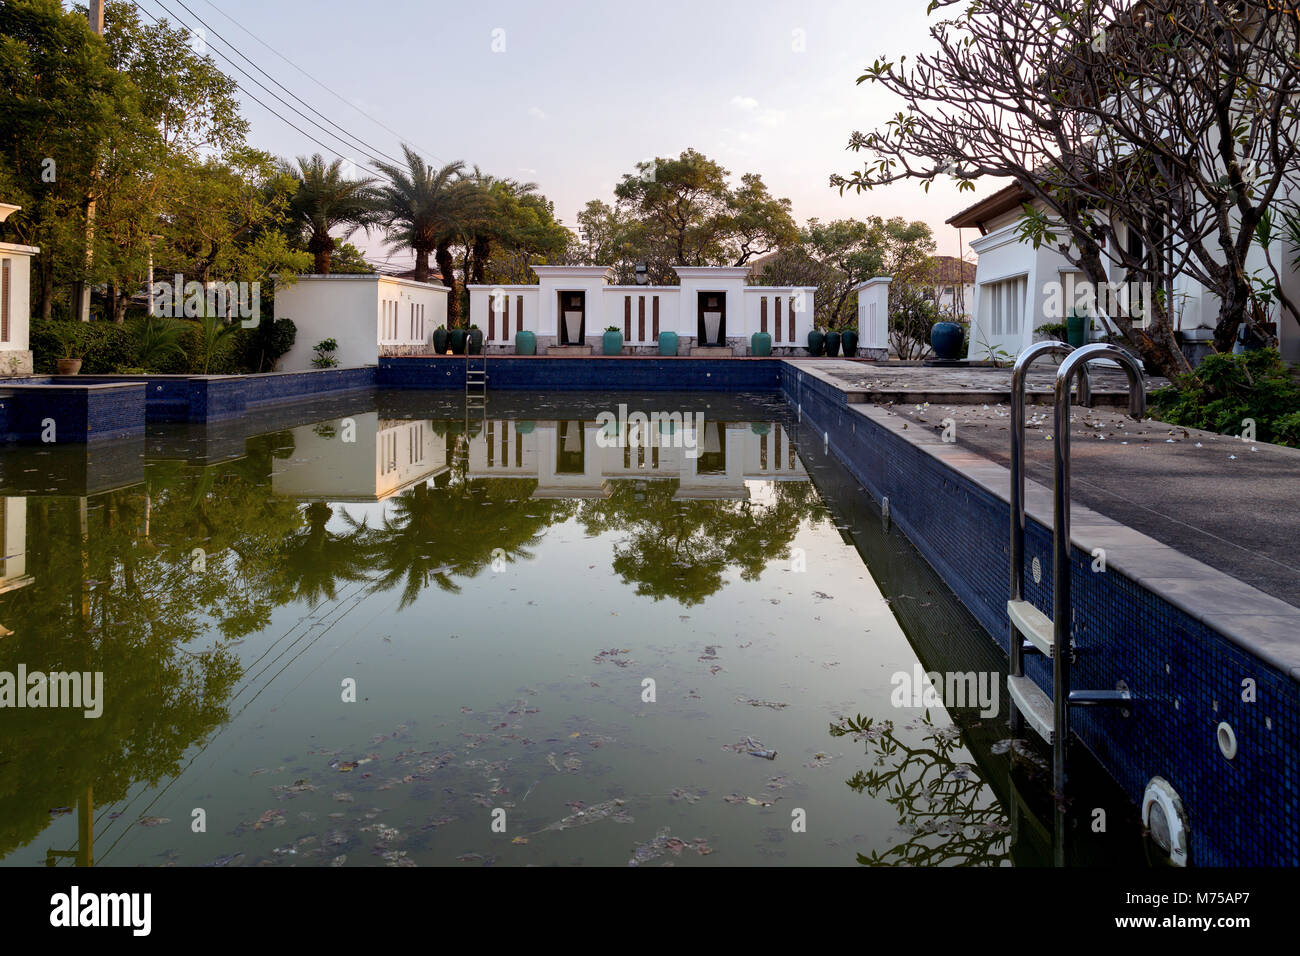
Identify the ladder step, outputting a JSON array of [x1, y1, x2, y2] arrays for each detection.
[[1008, 675, 1055, 743], [1007, 599, 1055, 657]]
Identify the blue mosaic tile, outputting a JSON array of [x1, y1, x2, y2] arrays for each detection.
[[783, 362, 1300, 867]]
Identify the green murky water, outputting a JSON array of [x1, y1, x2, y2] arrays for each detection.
[[0, 391, 1142, 867]]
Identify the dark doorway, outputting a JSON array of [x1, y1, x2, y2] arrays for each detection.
[[556, 420, 586, 474], [558, 290, 586, 346], [697, 291, 726, 346]]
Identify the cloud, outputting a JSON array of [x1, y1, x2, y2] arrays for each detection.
[[528, 106, 547, 120], [729, 95, 785, 127]]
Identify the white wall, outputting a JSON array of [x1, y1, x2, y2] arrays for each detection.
[[275, 275, 448, 370], [271, 412, 449, 501], [469, 267, 815, 353], [0, 242, 38, 376], [854, 278, 892, 350]]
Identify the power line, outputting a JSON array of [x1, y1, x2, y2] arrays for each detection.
[[198, 0, 444, 165], [167, 0, 409, 168], [137, 0, 396, 168], [131, 1, 357, 163]]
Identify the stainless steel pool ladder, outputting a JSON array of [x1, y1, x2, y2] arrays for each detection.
[[1007, 342, 1145, 795], [466, 351, 488, 405]]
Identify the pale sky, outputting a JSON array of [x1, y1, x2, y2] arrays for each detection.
[[141, 0, 991, 268]]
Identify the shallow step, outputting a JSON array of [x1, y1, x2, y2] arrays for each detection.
[[1008, 599, 1054, 657], [1008, 675, 1055, 743]]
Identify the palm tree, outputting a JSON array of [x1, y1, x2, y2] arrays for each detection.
[[284, 154, 381, 274], [371, 147, 469, 317]]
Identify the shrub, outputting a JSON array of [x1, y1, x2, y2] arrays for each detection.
[[241, 318, 296, 372], [31, 320, 138, 374], [311, 337, 340, 369], [1150, 348, 1300, 446]]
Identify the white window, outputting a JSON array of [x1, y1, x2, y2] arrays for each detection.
[[984, 276, 1027, 336]]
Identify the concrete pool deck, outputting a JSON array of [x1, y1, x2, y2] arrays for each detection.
[[786, 359, 1299, 610], [789, 357, 1169, 405]]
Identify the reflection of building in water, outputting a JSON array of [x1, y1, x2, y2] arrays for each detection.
[[271, 412, 449, 501], [0, 497, 31, 636], [466, 420, 806, 499]]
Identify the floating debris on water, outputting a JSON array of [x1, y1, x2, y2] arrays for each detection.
[[628, 827, 715, 866], [737, 696, 788, 710], [541, 798, 634, 831]]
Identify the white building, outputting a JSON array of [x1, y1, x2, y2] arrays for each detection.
[[468, 265, 816, 355], [949, 183, 1300, 365], [274, 274, 448, 370], [271, 412, 449, 502], [0, 202, 38, 377], [926, 255, 977, 322], [466, 418, 807, 498]]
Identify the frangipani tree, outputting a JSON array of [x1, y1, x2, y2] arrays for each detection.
[[834, 0, 1300, 379]]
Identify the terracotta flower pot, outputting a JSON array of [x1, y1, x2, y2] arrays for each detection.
[[57, 358, 83, 375]]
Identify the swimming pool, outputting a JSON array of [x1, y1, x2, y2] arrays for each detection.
[[0, 390, 1142, 866]]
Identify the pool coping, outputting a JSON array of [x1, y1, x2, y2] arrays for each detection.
[[849, 400, 1300, 682], [785, 357, 1154, 406]]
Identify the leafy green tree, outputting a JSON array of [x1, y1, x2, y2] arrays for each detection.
[[595, 150, 798, 283], [459, 168, 572, 285]]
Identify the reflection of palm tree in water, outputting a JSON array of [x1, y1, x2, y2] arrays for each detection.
[[831, 713, 1010, 866], [348, 477, 576, 609], [277, 501, 370, 605]]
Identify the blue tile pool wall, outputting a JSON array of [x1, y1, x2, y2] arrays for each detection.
[[75, 367, 377, 423], [0, 384, 146, 443], [378, 356, 781, 392], [782, 362, 1299, 867]]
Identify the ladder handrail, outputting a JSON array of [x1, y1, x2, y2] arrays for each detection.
[[1007, 342, 1092, 738], [1049, 343, 1145, 793], [1009, 342, 1093, 606]]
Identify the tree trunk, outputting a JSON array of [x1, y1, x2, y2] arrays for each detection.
[[413, 249, 431, 284], [1074, 240, 1192, 382], [471, 236, 490, 284], [1212, 270, 1251, 354], [107, 280, 122, 323], [309, 231, 335, 275], [38, 257, 53, 320], [435, 244, 460, 326]]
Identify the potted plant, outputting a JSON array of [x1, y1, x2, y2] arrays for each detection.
[[602, 324, 624, 356], [824, 329, 842, 357], [448, 326, 468, 354], [56, 327, 84, 375], [929, 320, 965, 360], [841, 327, 858, 357], [806, 328, 825, 356], [750, 331, 772, 356], [1037, 321, 1068, 343], [432, 325, 449, 354], [468, 324, 484, 354], [1066, 309, 1087, 347]]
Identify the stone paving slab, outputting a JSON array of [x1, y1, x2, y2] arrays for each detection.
[[886, 398, 1300, 609], [788, 358, 1168, 405]]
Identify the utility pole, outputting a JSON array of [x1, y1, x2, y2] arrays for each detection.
[[72, 1, 106, 323]]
